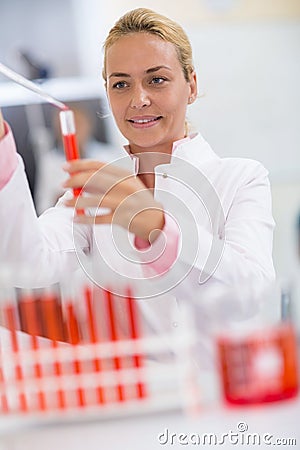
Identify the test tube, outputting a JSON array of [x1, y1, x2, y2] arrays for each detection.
[[104, 288, 126, 402], [59, 109, 84, 215], [0, 343, 8, 414], [84, 286, 105, 405], [61, 282, 86, 408], [18, 287, 46, 411], [39, 287, 66, 410], [0, 277, 9, 414], [0, 271, 27, 413], [125, 287, 146, 399]]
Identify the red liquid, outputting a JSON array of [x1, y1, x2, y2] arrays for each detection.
[[19, 295, 46, 411], [104, 289, 126, 402], [40, 292, 66, 409], [66, 303, 86, 408], [84, 287, 105, 405], [4, 305, 28, 412], [0, 346, 9, 413], [62, 133, 80, 161], [218, 323, 299, 405], [62, 133, 84, 215], [126, 288, 147, 399]]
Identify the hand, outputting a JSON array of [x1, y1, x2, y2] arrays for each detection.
[[0, 109, 5, 140], [62, 159, 165, 242]]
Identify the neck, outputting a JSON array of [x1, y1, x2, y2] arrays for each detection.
[[129, 140, 173, 156], [136, 152, 171, 189]]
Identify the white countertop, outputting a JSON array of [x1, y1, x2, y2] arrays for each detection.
[[0, 394, 299, 450]]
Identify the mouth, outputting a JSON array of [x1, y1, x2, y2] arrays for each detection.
[[127, 116, 163, 128]]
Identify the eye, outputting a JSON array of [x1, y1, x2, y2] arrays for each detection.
[[150, 76, 167, 85], [112, 80, 128, 89]]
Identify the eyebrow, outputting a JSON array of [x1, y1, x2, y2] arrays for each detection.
[[108, 65, 172, 79], [146, 65, 171, 74]]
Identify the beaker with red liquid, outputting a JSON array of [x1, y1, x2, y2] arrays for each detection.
[[217, 322, 299, 405]]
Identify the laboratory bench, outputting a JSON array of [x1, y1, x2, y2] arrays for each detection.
[[0, 395, 299, 450], [0, 288, 299, 450]]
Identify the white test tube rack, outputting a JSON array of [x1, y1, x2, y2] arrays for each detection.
[[0, 277, 201, 431]]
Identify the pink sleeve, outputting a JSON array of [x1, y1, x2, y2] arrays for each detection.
[[134, 213, 180, 276], [0, 122, 18, 190]]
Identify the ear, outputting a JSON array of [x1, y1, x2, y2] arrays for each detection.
[[188, 71, 198, 104]]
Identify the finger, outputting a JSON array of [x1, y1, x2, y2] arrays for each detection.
[[74, 212, 114, 226], [63, 159, 135, 182], [63, 171, 104, 190], [62, 159, 107, 174], [64, 195, 107, 209], [63, 170, 136, 196], [64, 196, 115, 209], [64, 190, 123, 211]]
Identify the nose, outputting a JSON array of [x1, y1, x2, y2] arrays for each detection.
[[130, 85, 150, 109]]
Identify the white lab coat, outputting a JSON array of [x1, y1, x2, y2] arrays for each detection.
[[0, 132, 275, 345]]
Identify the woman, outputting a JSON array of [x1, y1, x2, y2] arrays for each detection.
[[0, 8, 275, 338]]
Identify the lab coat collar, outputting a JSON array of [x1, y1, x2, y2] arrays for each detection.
[[122, 132, 219, 175], [171, 132, 219, 165]]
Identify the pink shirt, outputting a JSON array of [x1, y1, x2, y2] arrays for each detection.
[[134, 212, 180, 276]]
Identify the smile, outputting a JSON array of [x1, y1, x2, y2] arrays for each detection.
[[128, 116, 162, 127]]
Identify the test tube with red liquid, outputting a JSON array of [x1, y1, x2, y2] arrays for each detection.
[[0, 276, 27, 413], [18, 288, 47, 411], [59, 109, 84, 215], [84, 286, 105, 405], [125, 287, 146, 399], [61, 281, 87, 408], [0, 63, 84, 215], [39, 287, 66, 410]]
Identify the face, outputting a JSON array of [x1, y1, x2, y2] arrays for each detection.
[[105, 33, 197, 154]]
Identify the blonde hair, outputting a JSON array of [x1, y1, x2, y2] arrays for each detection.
[[102, 8, 194, 83]]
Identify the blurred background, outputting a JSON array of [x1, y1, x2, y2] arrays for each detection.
[[0, 0, 299, 283]]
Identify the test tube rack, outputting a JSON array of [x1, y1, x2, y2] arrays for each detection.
[[0, 281, 200, 430]]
